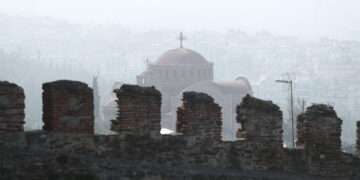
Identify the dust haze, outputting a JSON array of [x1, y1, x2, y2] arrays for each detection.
[[1, 0, 360, 150]]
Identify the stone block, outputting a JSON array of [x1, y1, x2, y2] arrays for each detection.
[[42, 80, 94, 134], [0, 81, 25, 132], [176, 91, 222, 141], [111, 84, 161, 137]]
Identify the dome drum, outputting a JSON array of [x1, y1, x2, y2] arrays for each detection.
[[152, 48, 211, 66], [137, 48, 213, 86]]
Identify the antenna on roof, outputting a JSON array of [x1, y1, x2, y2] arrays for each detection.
[[177, 32, 187, 48], [276, 72, 296, 148], [144, 58, 150, 69]]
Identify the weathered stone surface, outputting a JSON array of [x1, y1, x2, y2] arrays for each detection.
[[115, 84, 161, 98], [0, 81, 25, 132], [0, 132, 26, 147], [296, 104, 350, 176], [111, 84, 161, 137], [237, 94, 282, 117], [233, 95, 284, 171], [177, 91, 222, 141], [42, 80, 94, 134], [174, 92, 227, 167], [25, 131, 95, 156], [0, 146, 336, 180], [356, 121, 360, 156], [1, 83, 360, 178]]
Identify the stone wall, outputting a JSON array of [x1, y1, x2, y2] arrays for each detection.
[[295, 111, 305, 147], [176, 91, 222, 141], [357, 121, 360, 156], [42, 80, 94, 134], [111, 85, 161, 137], [233, 95, 284, 171], [175, 92, 227, 168], [1, 82, 360, 179], [296, 105, 350, 176], [0, 81, 25, 132], [0, 146, 336, 180]]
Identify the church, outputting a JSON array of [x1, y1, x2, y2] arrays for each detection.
[[102, 33, 253, 139], [135, 33, 253, 139]]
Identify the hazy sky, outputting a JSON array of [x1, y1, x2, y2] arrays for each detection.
[[1, 0, 360, 40]]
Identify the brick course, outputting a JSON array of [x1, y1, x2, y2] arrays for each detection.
[[357, 121, 360, 155], [296, 104, 350, 176], [1, 82, 360, 178], [42, 80, 94, 134], [176, 91, 222, 141], [111, 84, 161, 137], [0, 81, 25, 132], [233, 95, 284, 171]]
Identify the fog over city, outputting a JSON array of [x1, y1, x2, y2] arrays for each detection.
[[1, 0, 360, 150], [2, 0, 360, 40]]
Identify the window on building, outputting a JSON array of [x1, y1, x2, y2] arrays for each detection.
[[182, 69, 186, 80], [165, 70, 169, 80], [173, 70, 177, 78]]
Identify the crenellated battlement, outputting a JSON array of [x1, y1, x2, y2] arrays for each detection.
[[176, 91, 222, 141], [296, 104, 350, 176], [111, 84, 161, 137], [233, 95, 284, 171], [42, 80, 94, 134], [0, 81, 25, 132], [1, 80, 360, 179]]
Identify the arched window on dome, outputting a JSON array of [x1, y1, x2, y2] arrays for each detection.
[[165, 70, 169, 80], [189, 70, 194, 79], [181, 69, 186, 81], [150, 74, 154, 83], [159, 70, 162, 78], [173, 69, 177, 79], [197, 69, 201, 80], [203, 69, 207, 78]]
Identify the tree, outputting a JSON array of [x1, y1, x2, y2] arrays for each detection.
[[92, 76, 101, 129]]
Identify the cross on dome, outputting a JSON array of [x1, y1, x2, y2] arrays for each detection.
[[177, 32, 187, 48]]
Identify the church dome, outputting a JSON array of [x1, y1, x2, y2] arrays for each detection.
[[153, 48, 210, 65]]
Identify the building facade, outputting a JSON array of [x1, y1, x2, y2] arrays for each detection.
[[136, 43, 253, 139]]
